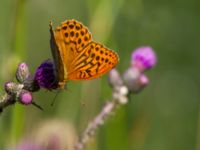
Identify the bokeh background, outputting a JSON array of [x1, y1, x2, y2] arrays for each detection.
[[0, 0, 199, 149]]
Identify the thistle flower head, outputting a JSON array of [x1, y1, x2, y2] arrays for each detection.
[[123, 67, 149, 93], [34, 60, 58, 90], [131, 46, 157, 71]]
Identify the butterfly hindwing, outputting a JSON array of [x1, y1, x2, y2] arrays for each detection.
[[67, 42, 119, 80]]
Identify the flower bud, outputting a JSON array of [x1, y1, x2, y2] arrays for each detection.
[[131, 46, 157, 71], [108, 69, 123, 88], [123, 67, 149, 93], [19, 90, 33, 105], [16, 62, 30, 83], [5, 82, 22, 95]]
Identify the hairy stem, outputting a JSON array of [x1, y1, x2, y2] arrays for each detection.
[[75, 86, 128, 150]]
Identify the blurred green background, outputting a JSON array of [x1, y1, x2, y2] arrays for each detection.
[[0, 0, 199, 149]]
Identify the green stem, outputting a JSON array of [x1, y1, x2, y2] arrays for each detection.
[[89, 0, 124, 42], [9, 0, 26, 145]]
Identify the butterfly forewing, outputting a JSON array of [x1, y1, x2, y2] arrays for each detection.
[[59, 20, 93, 73], [61, 20, 92, 52]]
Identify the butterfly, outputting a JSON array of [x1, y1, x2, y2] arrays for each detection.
[[50, 19, 119, 89]]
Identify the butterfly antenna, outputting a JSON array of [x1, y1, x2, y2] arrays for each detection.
[[51, 90, 60, 106], [32, 101, 43, 111]]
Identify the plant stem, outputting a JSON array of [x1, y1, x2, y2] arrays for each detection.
[[75, 86, 129, 150]]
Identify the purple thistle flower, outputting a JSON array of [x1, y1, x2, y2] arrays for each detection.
[[34, 60, 58, 90], [131, 46, 157, 71]]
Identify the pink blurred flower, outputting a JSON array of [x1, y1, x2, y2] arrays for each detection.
[[131, 46, 157, 71]]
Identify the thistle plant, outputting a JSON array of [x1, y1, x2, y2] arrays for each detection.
[[0, 46, 157, 150], [0, 63, 40, 112]]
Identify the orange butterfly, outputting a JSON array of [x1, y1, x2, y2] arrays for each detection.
[[50, 19, 119, 89]]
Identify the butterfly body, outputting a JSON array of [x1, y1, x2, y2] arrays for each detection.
[[50, 19, 119, 89]]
